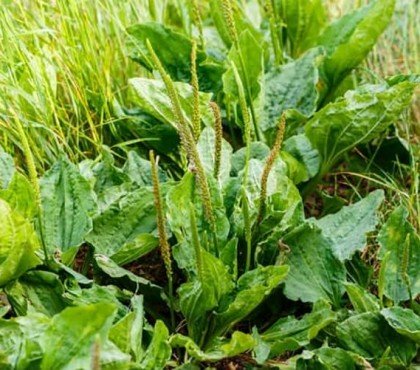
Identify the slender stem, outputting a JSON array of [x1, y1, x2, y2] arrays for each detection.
[[236, 46, 261, 141], [150, 150, 175, 331], [266, 0, 282, 65], [146, 39, 216, 231], [270, 0, 283, 62], [242, 188, 252, 272], [222, 0, 261, 140], [256, 114, 286, 225], [14, 114, 49, 262], [190, 203, 203, 280]]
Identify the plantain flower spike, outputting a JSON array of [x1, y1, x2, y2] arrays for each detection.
[[257, 113, 286, 224]]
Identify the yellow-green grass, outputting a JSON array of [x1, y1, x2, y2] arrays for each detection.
[[0, 0, 150, 169], [0, 0, 418, 178]]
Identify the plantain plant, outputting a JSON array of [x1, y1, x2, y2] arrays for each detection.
[[0, 0, 419, 369]]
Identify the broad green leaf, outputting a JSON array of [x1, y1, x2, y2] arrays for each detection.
[[377, 206, 420, 302], [86, 187, 157, 257], [40, 156, 96, 262], [0, 320, 23, 369], [262, 300, 336, 358], [345, 253, 374, 289], [0, 199, 41, 287], [109, 295, 145, 362], [317, 0, 395, 87], [129, 78, 214, 130], [305, 81, 417, 172], [280, 0, 327, 57], [223, 30, 263, 103], [381, 307, 420, 344], [110, 234, 159, 266], [5, 271, 67, 316], [313, 190, 384, 261], [283, 134, 320, 180], [94, 340, 131, 370], [113, 106, 180, 155], [211, 265, 289, 340], [197, 127, 233, 185], [127, 22, 224, 92], [139, 320, 171, 370], [91, 150, 130, 195], [337, 312, 416, 366], [94, 255, 163, 305], [40, 303, 117, 370], [386, 73, 420, 86], [0, 172, 36, 219], [64, 285, 129, 321], [178, 249, 234, 342], [0, 146, 14, 189], [296, 348, 357, 370], [232, 158, 302, 248], [255, 176, 304, 265], [95, 182, 132, 214], [262, 48, 323, 136], [170, 331, 255, 362], [123, 151, 166, 187], [344, 283, 380, 313], [167, 172, 229, 261], [283, 223, 346, 307], [14, 313, 50, 369], [231, 142, 270, 176]]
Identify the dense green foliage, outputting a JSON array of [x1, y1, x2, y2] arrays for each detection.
[[0, 0, 419, 369]]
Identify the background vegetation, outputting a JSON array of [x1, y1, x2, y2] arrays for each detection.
[[0, 0, 418, 368]]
